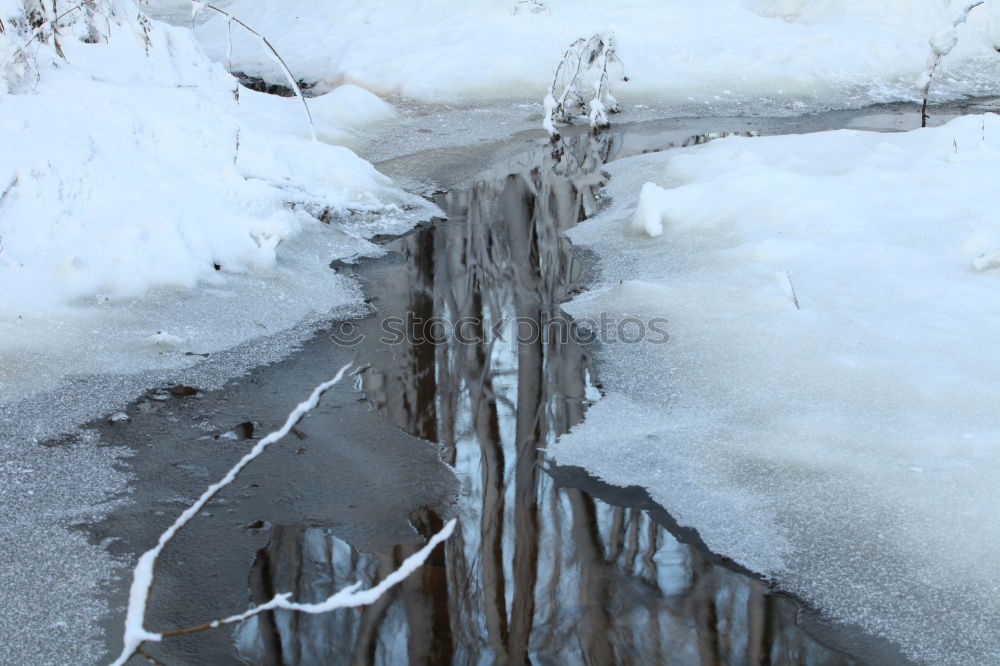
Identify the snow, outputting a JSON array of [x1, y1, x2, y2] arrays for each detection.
[[550, 114, 1000, 665], [631, 181, 671, 237], [0, 2, 434, 407], [210, 518, 456, 623], [195, 0, 1000, 111], [930, 27, 960, 57]]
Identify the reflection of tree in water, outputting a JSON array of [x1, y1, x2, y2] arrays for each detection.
[[233, 134, 857, 665]]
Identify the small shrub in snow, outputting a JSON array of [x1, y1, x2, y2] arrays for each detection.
[[542, 32, 625, 138], [1, 0, 130, 91]]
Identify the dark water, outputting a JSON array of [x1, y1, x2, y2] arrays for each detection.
[[93, 122, 933, 665], [270, 133, 859, 665]]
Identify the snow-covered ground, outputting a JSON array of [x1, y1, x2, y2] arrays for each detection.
[[550, 114, 1000, 665], [196, 0, 1000, 112], [0, 4, 434, 407]]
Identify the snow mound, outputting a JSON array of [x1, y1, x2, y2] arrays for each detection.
[[0, 20, 411, 313], [0, 3, 432, 405], [234, 82, 397, 147], [192, 0, 1000, 110], [552, 114, 1000, 665], [631, 182, 671, 236]]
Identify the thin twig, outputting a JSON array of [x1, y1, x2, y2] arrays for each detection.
[[136, 647, 168, 666], [50, 0, 67, 59], [204, 4, 316, 142], [227, 18, 241, 162], [783, 271, 801, 310], [918, 0, 984, 127]]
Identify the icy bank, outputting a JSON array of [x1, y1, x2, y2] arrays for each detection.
[[550, 114, 1000, 664], [195, 0, 1000, 111], [0, 3, 432, 406]]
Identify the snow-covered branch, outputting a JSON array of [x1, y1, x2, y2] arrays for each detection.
[[113, 362, 420, 666], [161, 518, 456, 638], [917, 0, 984, 127], [200, 3, 317, 142], [110, 361, 457, 665], [543, 33, 624, 139]]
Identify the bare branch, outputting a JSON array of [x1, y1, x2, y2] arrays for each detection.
[[227, 18, 241, 162], [160, 518, 456, 638], [918, 0, 984, 127], [110, 363, 353, 666], [782, 270, 801, 310], [135, 647, 168, 666], [204, 4, 316, 142]]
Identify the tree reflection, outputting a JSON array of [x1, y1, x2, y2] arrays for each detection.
[[233, 133, 857, 666]]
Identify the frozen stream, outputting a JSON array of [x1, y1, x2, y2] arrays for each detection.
[[86, 100, 1000, 665], [4, 98, 996, 665]]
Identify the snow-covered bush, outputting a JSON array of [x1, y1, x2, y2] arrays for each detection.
[[542, 32, 625, 138]]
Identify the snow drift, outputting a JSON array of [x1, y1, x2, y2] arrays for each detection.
[[551, 114, 1000, 665], [0, 1, 428, 404]]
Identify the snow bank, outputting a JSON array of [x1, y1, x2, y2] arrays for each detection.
[[193, 0, 1000, 110], [551, 114, 1000, 664], [0, 3, 430, 404], [235, 83, 397, 147]]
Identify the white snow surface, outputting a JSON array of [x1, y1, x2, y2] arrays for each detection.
[[550, 114, 1000, 665], [193, 0, 1000, 110], [0, 3, 432, 405]]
